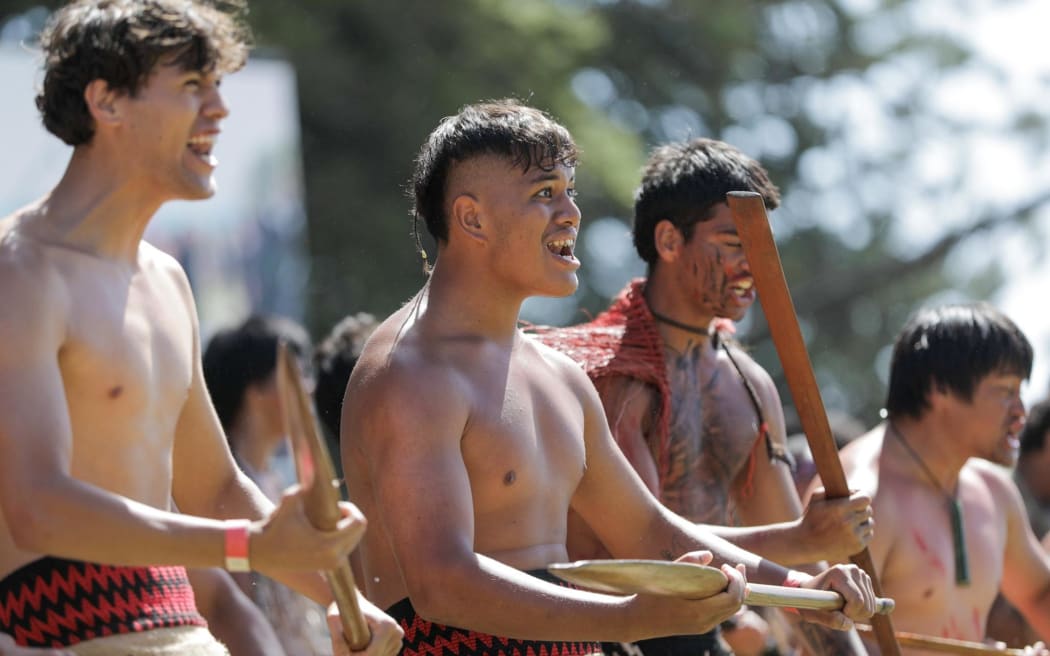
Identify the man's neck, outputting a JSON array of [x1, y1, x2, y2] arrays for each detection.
[[642, 272, 714, 353], [421, 259, 527, 345], [33, 148, 165, 264], [885, 418, 968, 492]]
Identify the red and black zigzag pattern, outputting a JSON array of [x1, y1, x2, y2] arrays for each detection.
[[396, 611, 602, 656], [0, 556, 206, 648]]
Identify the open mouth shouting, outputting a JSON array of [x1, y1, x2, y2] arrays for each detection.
[[729, 277, 754, 299], [546, 237, 579, 267], [187, 132, 218, 168]]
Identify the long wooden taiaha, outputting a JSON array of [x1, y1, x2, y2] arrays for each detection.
[[276, 342, 371, 650], [857, 625, 1025, 655], [726, 191, 902, 656]]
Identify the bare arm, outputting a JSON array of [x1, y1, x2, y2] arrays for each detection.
[[708, 354, 872, 566], [347, 352, 744, 643], [991, 465, 1050, 641], [187, 568, 286, 656], [566, 362, 876, 630]]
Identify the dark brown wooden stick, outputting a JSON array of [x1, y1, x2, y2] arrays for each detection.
[[726, 191, 902, 656], [857, 625, 1025, 655], [277, 343, 371, 650]]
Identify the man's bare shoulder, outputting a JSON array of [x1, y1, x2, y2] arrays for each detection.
[[346, 311, 473, 428], [966, 458, 1018, 499], [0, 214, 68, 347], [838, 428, 886, 496]]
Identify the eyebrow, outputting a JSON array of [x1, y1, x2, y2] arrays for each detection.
[[526, 170, 574, 184]]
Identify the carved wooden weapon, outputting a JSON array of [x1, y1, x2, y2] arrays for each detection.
[[857, 625, 1025, 655], [276, 342, 371, 650], [727, 191, 902, 656]]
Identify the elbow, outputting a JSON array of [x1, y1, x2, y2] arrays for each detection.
[[5, 498, 61, 553], [402, 559, 471, 626]]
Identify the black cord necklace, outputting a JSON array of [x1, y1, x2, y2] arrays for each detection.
[[649, 309, 710, 337], [889, 423, 970, 586]]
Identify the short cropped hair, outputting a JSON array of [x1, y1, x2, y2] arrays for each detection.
[[633, 138, 780, 266], [1020, 400, 1050, 457], [36, 0, 251, 146], [885, 304, 1032, 420], [313, 312, 378, 442], [203, 315, 311, 433], [412, 99, 579, 243]]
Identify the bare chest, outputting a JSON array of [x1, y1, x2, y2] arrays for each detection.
[[58, 265, 193, 445], [460, 364, 586, 523], [659, 350, 760, 521], [880, 481, 1004, 640]]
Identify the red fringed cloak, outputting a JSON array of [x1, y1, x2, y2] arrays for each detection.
[[529, 278, 770, 500]]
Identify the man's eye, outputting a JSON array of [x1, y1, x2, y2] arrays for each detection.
[[537, 188, 552, 198], [567, 188, 579, 198]]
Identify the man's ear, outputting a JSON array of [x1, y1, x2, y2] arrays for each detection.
[[83, 79, 123, 127], [653, 219, 683, 263], [450, 193, 487, 244]]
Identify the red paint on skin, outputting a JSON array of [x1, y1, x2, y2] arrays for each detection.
[[972, 607, 981, 637], [913, 530, 947, 575]]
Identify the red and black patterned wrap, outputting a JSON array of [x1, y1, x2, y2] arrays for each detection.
[[0, 556, 206, 648]]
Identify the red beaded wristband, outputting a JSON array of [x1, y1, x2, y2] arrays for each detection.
[[224, 520, 251, 572]]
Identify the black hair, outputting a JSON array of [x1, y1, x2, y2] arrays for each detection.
[[633, 138, 780, 266], [202, 315, 310, 433], [411, 98, 578, 243], [885, 303, 1032, 420]]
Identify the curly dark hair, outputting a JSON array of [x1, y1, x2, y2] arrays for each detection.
[[412, 98, 579, 243], [35, 0, 251, 146], [633, 138, 780, 266]]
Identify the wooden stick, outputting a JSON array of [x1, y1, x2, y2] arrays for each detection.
[[726, 191, 902, 656], [747, 583, 893, 615], [857, 625, 1025, 655], [276, 343, 371, 650]]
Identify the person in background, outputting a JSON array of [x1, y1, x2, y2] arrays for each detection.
[[826, 304, 1050, 654], [203, 315, 335, 656]]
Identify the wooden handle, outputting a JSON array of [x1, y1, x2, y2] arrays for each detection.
[[857, 625, 1025, 655], [747, 583, 894, 615], [277, 343, 371, 650], [726, 191, 902, 656]]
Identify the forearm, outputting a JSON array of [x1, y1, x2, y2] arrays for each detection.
[[405, 555, 662, 643], [702, 521, 823, 567], [12, 478, 232, 569], [648, 510, 793, 586]]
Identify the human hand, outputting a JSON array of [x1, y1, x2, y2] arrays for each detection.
[[797, 489, 874, 563], [1021, 641, 1048, 656], [327, 598, 404, 656], [0, 633, 73, 656], [250, 484, 367, 572], [628, 553, 746, 639], [795, 564, 876, 630]]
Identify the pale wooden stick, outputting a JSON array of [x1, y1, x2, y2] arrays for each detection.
[[277, 343, 371, 650]]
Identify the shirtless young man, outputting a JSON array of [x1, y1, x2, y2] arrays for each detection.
[[0, 2, 400, 653], [341, 100, 880, 656], [827, 304, 1050, 654], [533, 138, 874, 655]]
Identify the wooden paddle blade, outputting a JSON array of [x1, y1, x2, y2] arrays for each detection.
[[856, 625, 1024, 655], [726, 191, 901, 656], [548, 560, 728, 599], [275, 341, 371, 650]]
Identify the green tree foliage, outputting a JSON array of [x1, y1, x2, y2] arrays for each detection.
[[5, 0, 1047, 426]]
